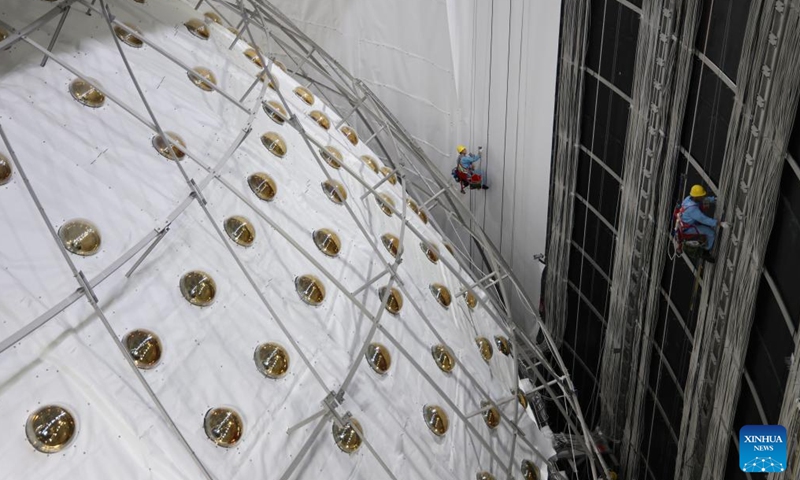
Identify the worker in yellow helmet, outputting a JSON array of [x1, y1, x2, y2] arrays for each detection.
[[454, 144, 482, 193], [674, 184, 728, 262]]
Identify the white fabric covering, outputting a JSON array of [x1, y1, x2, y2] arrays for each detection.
[[0, 0, 554, 479], [266, 0, 561, 338]]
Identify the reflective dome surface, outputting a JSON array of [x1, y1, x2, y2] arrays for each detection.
[[263, 100, 287, 124], [518, 391, 529, 409], [443, 243, 455, 256], [26, 406, 76, 454], [261, 132, 287, 158], [465, 291, 477, 310], [494, 335, 511, 356], [521, 460, 539, 480], [332, 418, 362, 454], [224, 216, 255, 247], [360, 155, 379, 173], [203, 11, 222, 24], [481, 401, 500, 429], [378, 286, 403, 315], [257, 70, 279, 90], [58, 219, 101, 256], [248, 172, 277, 201], [320, 146, 343, 169], [422, 405, 448, 436], [407, 199, 428, 223], [429, 283, 451, 308], [188, 67, 217, 91], [184, 18, 209, 39], [113, 22, 143, 48], [476, 473, 496, 480], [476, 337, 493, 361], [420, 242, 439, 264], [204, 407, 243, 447], [180, 270, 217, 306], [273, 59, 287, 72], [293, 86, 315, 105], [431, 344, 455, 373], [340, 125, 358, 145], [244, 48, 263, 67], [0, 153, 11, 185], [365, 343, 391, 375], [124, 329, 162, 369], [69, 78, 105, 108], [407, 199, 420, 215], [254, 342, 290, 379], [381, 233, 400, 257], [309, 110, 330, 130], [321, 180, 347, 204], [313, 228, 341, 257], [379, 166, 397, 185], [376, 194, 395, 216], [152, 131, 186, 160], [295, 274, 325, 306]]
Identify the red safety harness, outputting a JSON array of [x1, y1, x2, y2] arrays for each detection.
[[672, 203, 706, 255], [453, 157, 482, 188]]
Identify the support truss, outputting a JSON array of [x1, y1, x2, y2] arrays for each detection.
[[0, 0, 611, 478]]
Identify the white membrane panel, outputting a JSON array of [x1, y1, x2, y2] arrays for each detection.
[[0, 1, 554, 479]]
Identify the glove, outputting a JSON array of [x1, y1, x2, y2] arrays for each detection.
[[478, 146, 483, 151], [719, 221, 730, 229]]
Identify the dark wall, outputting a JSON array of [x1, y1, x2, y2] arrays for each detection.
[[553, 0, 800, 478], [722, 126, 800, 480], [558, 0, 637, 433]]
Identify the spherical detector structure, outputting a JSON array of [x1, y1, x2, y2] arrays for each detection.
[[0, 1, 607, 479]]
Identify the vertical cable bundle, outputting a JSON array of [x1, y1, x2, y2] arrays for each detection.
[[598, 0, 675, 441], [588, 0, 705, 476], [623, 0, 704, 476], [545, 0, 591, 346], [675, 0, 800, 477]]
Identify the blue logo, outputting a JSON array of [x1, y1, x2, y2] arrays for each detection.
[[740, 425, 786, 472]]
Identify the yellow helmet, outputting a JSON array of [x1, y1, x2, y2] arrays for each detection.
[[457, 145, 466, 154], [690, 184, 707, 197]]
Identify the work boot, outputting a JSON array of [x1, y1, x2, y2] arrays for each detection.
[[702, 250, 715, 263]]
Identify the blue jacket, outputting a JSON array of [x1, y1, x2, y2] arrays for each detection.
[[458, 153, 480, 172], [680, 196, 717, 228]]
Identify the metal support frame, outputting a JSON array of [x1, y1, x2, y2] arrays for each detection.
[[0, 0, 611, 477], [334, 94, 368, 130], [79, 1, 252, 114], [359, 167, 399, 199], [363, 122, 388, 145], [679, 1, 793, 477], [0, 0, 82, 51], [40, 4, 71, 67], [206, 2, 607, 475], [464, 395, 516, 419], [0, 123, 215, 480], [350, 267, 392, 296], [294, 45, 316, 72]]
